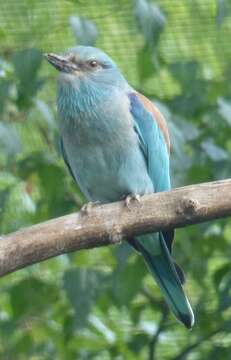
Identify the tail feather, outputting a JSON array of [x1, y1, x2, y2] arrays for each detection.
[[128, 235, 185, 285], [134, 232, 194, 328], [174, 262, 186, 285]]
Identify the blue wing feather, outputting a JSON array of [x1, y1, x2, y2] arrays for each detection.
[[60, 137, 76, 182], [128, 93, 170, 192], [128, 93, 193, 326], [128, 92, 174, 251]]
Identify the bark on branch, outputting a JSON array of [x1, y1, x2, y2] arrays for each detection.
[[1, 179, 231, 277]]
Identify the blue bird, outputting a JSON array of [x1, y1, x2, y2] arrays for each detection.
[[46, 46, 194, 328]]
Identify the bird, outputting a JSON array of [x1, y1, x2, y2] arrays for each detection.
[[45, 46, 194, 328]]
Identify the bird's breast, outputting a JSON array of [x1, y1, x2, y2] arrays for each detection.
[[59, 88, 153, 201], [60, 88, 135, 145]]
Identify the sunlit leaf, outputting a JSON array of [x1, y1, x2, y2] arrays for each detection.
[[217, 97, 231, 126], [201, 138, 228, 162], [88, 314, 116, 344]]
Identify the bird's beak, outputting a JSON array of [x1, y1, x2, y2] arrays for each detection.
[[44, 53, 79, 73]]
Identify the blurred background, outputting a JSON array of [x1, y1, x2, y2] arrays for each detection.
[[0, 0, 231, 359]]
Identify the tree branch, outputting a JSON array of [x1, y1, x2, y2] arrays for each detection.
[[0, 178, 231, 277]]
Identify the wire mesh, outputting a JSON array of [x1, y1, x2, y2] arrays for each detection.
[[1, 0, 231, 93], [0, 1, 231, 358]]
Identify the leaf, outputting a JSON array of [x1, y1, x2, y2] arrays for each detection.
[[224, 221, 231, 242], [38, 162, 69, 216], [216, 0, 229, 27], [1, 181, 37, 232], [0, 188, 10, 209], [0, 122, 21, 158], [9, 277, 59, 319], [88, 315, 116, 344], [0, 79, 11, 113], [217, 97, 231, 126], [35, 99, 56, 130], [17, 151, 72, 217], [134, 0, 166, 47], [11, 333, 34, 357], [63, 269, 104, 328], [213, 263, 230, 289], [168, 62, 209, 116], [137, 45, 156, 82], [115, 242, 132, 268], [154, 103, 194, 178], [169, 61, 199, 91], [69, 16, 98, 46], [209, 346, 231, 359], [212, 262, 231, 312], [219, 276, 231, 311], [172, 115, 200, 141], [12, 48, 43, 107], [112, 257, 146, 305], [128, 333, 148, 353], [201, 138, 228, 162], [13, 48, 42, 85]]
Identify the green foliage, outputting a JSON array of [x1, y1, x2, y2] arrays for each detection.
[[13, 48, 44, 108], [135, 0, 166, 77], [135, 0, 166, 47], [0, 0, 231, 359], [216, 0, 230, 27], [64, 268, 107, 328]]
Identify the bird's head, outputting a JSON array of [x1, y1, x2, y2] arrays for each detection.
[[45, 46, 126, 89]]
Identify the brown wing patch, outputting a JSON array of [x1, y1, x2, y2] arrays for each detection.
[[135, 92, 170, 153]]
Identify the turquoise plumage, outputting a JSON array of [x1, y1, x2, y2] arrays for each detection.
[[46, 46, 194, 328]]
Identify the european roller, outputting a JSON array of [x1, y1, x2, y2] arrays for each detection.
[[46, 46, 194, 328]]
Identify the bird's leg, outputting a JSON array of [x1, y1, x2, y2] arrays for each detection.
[[80, 201, 101, 215], [124, 194, 142, 210]]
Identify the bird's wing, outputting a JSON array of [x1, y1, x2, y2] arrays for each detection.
[[128, 92, 171, 193], [128, 92, 194, 327], [129, 92, 186, 280], [60, 136, 91, 201], [128, 92, 174, 251], [60, 137, 76, 182]]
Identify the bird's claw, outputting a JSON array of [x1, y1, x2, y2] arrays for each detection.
[[125, 194, 141, 210], [80, 201, 100, 215]]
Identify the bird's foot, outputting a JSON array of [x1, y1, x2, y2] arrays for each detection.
[[124, 194, 142, 210], [80, 201, 100, 215]]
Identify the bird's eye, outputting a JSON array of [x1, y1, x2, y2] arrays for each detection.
[[88, 60, 98, 68]]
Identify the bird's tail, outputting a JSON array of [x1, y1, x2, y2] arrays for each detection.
[[133, 232, 194, 328]]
